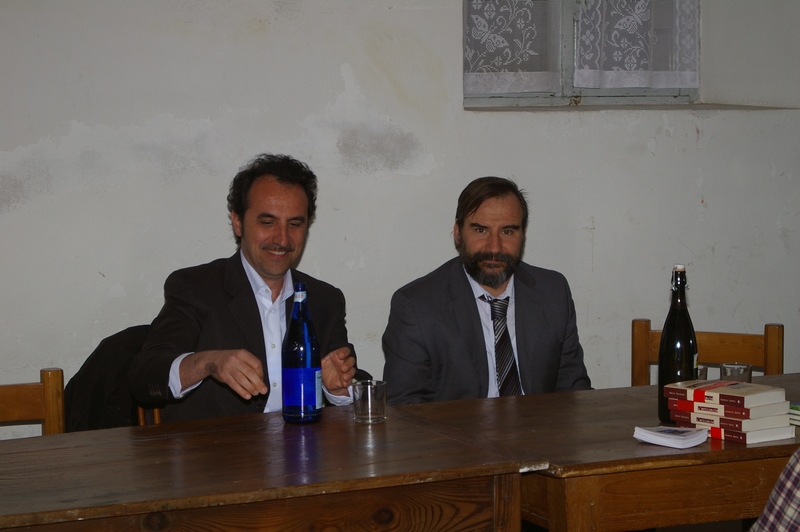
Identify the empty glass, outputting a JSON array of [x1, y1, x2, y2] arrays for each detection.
[[721, 362, 752, 383], [353, 380, 386, 424]]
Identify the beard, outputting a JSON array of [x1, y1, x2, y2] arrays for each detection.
[[456, 236, 524, 289]]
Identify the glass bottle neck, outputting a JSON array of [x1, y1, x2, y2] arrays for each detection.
[[671, 271, 688, 305]]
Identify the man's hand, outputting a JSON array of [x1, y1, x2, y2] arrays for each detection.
[[180, 349, 268, 400], [321, 347, 356, 396]]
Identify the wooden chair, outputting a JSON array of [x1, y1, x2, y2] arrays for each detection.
[[631, 319, 784, 386], [136, 405, 162, 426], [0, 368, 65, 435]]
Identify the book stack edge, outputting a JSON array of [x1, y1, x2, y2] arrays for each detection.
[[789, 402, 800, 427], [663, 380, 795, 445]]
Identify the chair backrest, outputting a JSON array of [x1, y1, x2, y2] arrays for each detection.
[[631, 319, 784, 386], [0, 368, 65, 435]]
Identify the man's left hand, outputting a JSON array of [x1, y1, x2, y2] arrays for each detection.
[[321, 347, 355, 396]]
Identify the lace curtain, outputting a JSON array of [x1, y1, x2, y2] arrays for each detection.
[[463, 0, 560, 95], [574, 0, 699, 89], [463, 0, 699, 95]]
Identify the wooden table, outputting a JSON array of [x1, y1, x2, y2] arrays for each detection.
[[0, 404, 543, 531], [394, 374, 800, 531]]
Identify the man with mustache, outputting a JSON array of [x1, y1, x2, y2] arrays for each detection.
[[129, 154, 357, 421], [382, 176, 591, 405]]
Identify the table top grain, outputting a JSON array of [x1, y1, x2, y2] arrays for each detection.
[[393, 374, 800, 478], [0, 404, 537, 528]]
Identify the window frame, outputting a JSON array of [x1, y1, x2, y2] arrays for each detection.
[[463, 0, 700, 110]]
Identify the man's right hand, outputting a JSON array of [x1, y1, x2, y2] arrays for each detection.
[[180, 349, 268, 400]]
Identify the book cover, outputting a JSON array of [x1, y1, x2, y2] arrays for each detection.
[[663, 380, 786, 408], [668, 398, 789, 419], [670, 410, 790, 431], [707, 425, 795, 444], [633, 426, 708, 449]]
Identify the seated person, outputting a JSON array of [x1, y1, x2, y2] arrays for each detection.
[[129, 154, 357, 421], [382, 176, 591, 405], [749, 446, 800, 531]]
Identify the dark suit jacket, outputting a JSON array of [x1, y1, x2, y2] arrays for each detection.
[[382, 257, 591, 405], [129, 253, 354, 422], [65, 324, 151, 431]]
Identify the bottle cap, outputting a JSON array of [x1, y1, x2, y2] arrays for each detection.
[[673, 264, 686, 271]]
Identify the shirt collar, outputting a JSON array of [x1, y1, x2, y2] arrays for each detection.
[[240, 251, 294, 304]]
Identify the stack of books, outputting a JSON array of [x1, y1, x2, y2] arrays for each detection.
[[664, 380, 795, 444], [789, 402, 800, 427]]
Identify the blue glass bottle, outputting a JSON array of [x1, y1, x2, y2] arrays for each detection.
[[282, 282, 323, 424]]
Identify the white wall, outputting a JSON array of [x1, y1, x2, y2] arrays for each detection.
[[1, 0, 798, 438]]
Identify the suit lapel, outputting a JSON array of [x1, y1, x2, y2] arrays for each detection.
[[445, 259, 490, 396], [513, 266, 543, 392], [223, 254, 267, 374]]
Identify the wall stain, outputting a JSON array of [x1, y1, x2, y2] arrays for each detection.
[[0, 175, 26, 212], [0, 156, 54, 214], [336, 120, 422, 174], [0, 119, 216, 215], [131, 133, 215, 182]]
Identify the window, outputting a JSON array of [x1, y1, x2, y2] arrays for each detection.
[[463, 0, 700, 108]]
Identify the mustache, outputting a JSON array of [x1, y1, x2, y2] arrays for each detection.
[[471, 252, 515, 266], [262, 244, 295, 253]]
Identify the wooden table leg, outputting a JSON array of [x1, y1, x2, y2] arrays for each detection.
[[495, 472, 522, 531], [522, 474, 599, 531]]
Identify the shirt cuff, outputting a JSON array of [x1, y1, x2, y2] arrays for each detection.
[[168, 352, 202, 399], [323, 384, 353, 406]]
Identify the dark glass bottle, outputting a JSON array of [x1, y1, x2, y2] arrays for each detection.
[[282, 282, 323, 424], [657, 264, 698, 424]]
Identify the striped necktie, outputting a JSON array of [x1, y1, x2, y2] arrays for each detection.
[[480, 295, 522, 396]]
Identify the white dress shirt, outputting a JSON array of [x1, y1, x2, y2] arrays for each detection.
[[168, 252, 352, 410], [464, 268, 523, 397]]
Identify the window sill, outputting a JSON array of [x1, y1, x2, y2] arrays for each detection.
[[464, 98, 795, 112]]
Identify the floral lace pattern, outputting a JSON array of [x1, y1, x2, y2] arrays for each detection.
[[463, 0, 558, 95], [574, 0, 699, 88], [463, 0, 699, 96]]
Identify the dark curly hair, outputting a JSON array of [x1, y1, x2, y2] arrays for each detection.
[[227, 154, 318, 246]]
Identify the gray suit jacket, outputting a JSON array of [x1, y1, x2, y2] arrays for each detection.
[[382, 257, 591, 405], [129, 253, 354, 422]]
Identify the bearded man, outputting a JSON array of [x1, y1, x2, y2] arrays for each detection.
[[381, 176, 591, 405]]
